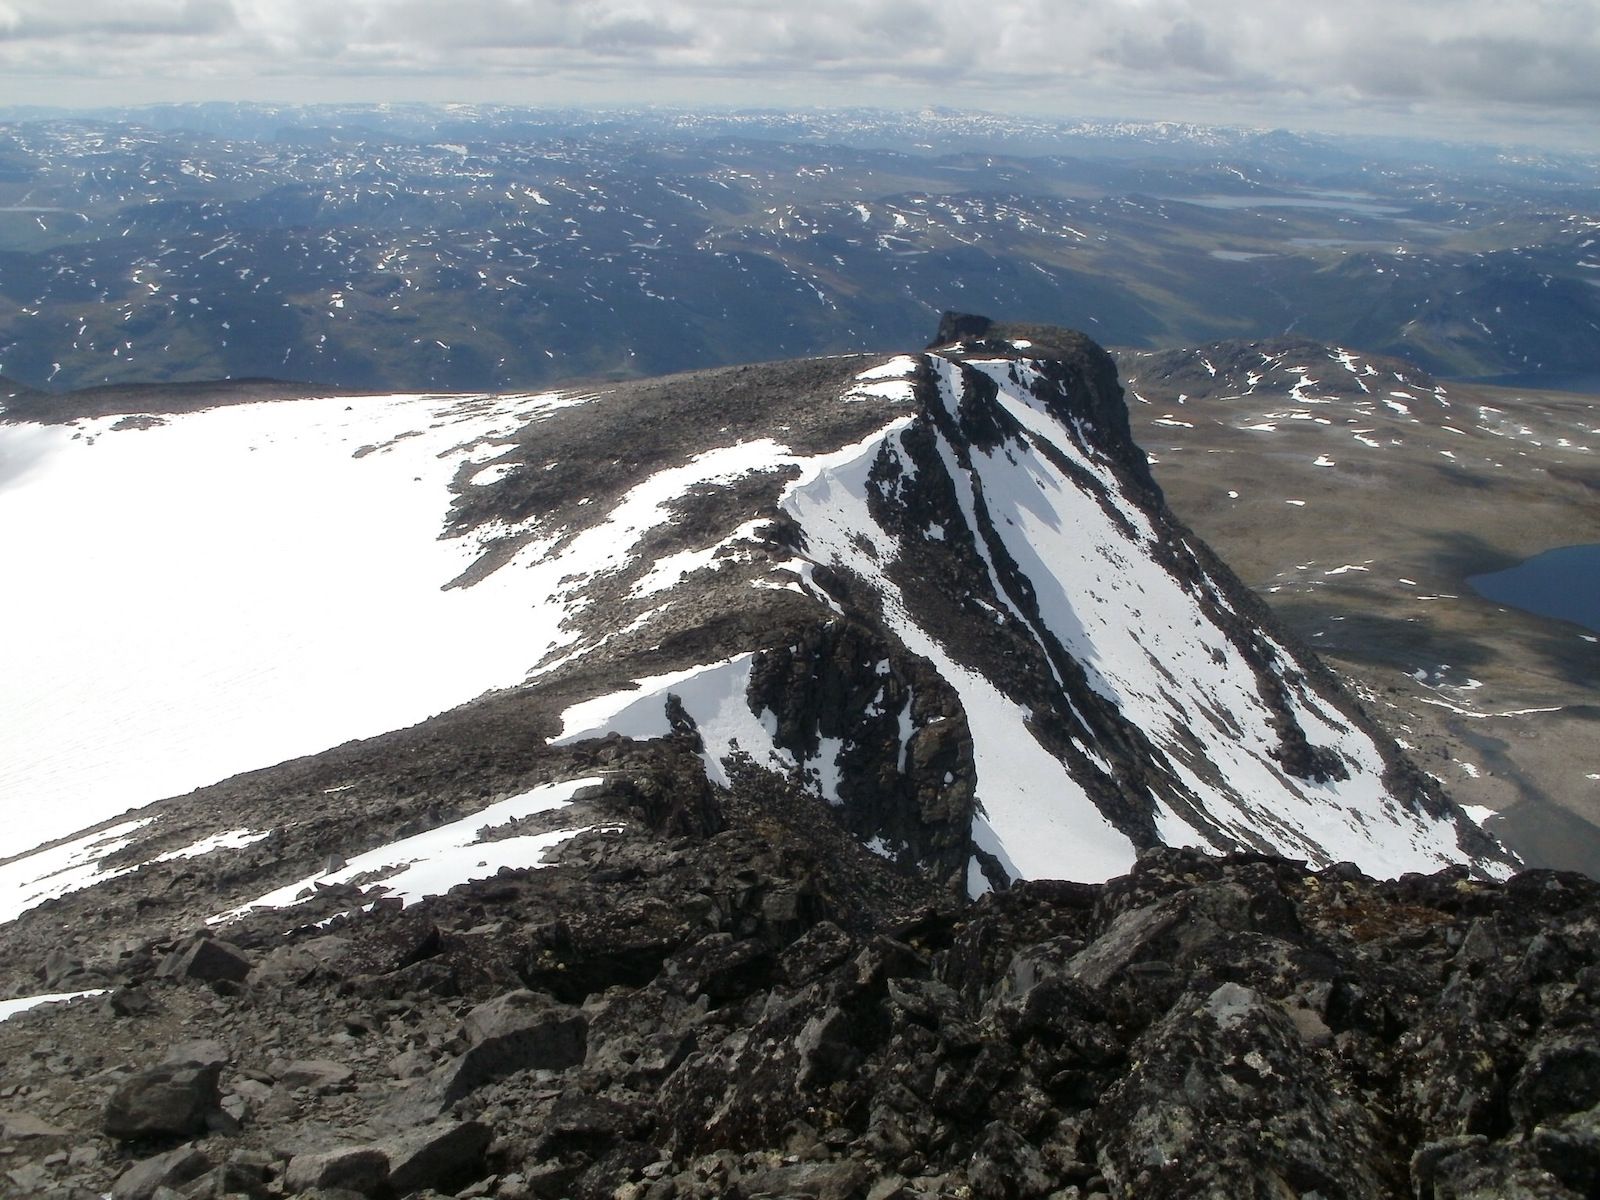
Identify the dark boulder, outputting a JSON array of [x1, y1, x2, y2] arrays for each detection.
[[158, 936, 252, 985], [439, 992, 588, 1103], [103, 1062, 224, 1140]]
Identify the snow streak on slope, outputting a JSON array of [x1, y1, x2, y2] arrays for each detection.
[[0, 820, 271, 927], [777, 402, 1139, 887], [0, 991, 108, 1023], [214, 776, 607, 923]]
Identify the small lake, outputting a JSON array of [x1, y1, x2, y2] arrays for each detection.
[[1456, 371, 1600, 395], [1468, 544, 1600, 634], [1166, 194, 1407, 217]]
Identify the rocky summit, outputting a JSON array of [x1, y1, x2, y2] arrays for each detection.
[[0, 316, 1563, 1199]]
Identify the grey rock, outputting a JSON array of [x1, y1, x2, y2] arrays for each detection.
[[106, 986, 160, 1017], [968, 1121, 1053, 1200], [520, 1160, 583, 1199], [103, 1062, 223, 1140], [389, 1048, 433, 1079], [1511, 1034, 1600, 1129], [161, 1040, 229, 1068], [439, 996, 586, 1103], [864, 1176, 911, 1200], [168, 1161, 272, 1198], [382, 1120, 492, 1194], [461, 989, 554, 1046], [1000, 935, 1086, 1000], [276, 1059, 354, 1093], [41, 947, 83, 987], [885, 978, 962, 1027], [1531, 1102, 1600, 1195], [1062, 902, 1180, 991], [0, 1111, 67, 1139], [5, 1162, 52, 1193], [159, 938, 252, 985], [109, 1145, 211, 1200], [1091, 981, 1390, 1198], [282, 1146, 390, 1195], [742, 1160, 869, 1200], [252, 934, 351, 987]]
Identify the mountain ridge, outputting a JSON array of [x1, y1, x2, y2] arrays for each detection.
[[3, 319, 1576, 1200], [0, 318, 1512, 902], [4, 109, 1596, 396]]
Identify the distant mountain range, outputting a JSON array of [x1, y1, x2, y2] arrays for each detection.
[[1, 105, 1596, 396]]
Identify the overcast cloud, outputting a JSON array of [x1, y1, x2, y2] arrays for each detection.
[[1, 0, 1596, 146]]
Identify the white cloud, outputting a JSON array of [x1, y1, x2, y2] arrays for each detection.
[[0, 0, 1595, 144]]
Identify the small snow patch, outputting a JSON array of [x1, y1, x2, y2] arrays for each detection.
[[213, 777, 605, 922], [151, 829, 269, 864], [855, 355, 919, 382], [0, 818, 154, 926], [0, 990, 108, 1023]]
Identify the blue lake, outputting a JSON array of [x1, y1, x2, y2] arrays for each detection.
[[1468, 544, 1600, 634]]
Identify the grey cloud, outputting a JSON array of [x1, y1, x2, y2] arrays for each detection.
[[0, 0, 235, 40], [1159, 20, 1235, 76], [0, 0, 1594, 142], [1348, 34, 1600, 105], [1103, 17, 1236, 77], [368, 0, 689, 55], [580, 16, 692, 52]]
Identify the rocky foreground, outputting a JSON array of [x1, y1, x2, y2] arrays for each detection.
[[2, 752, 1598, 1200]]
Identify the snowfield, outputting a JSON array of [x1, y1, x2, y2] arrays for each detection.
[[0, 390, 590, 858]]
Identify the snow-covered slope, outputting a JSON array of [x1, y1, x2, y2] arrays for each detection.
[[0, 389, 595, 855], [0, 328, 1511, 923]]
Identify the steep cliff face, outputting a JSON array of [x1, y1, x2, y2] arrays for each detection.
[[541, 322, 1508, 891]]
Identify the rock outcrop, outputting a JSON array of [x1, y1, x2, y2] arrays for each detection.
[[1, 768, 1595, 1199]]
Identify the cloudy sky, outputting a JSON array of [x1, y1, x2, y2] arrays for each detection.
[[1, 0, 1596, 149]]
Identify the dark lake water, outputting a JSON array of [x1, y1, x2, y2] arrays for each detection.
[[1454, 371, 1600, 394], [1468, 544, 1600, 633]]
